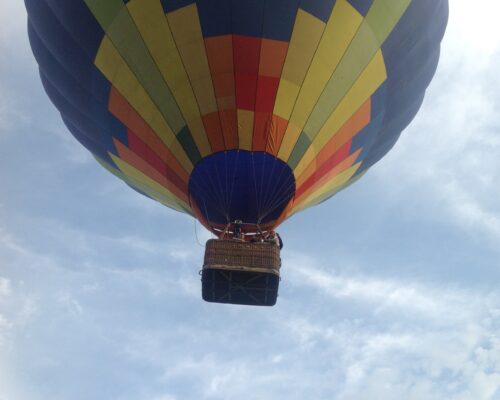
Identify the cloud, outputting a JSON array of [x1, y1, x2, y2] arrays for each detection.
[[1, 211, 500, 400], [0, 278, 11, 297], [280, 251, 500, 400], [369, 0, 500, 246], [1, 1, 500, 399]]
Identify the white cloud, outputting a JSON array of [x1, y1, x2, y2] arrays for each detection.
[[370, 0, 500, 246], [0, 278, 11, 297], [149, 395, 177, 400], [280, 251, 500, 400], [1, 214, 500, 400], [1, 1, 500, 400]]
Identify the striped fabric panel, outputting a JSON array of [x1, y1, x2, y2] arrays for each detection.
[[27, 0, 448, 230]]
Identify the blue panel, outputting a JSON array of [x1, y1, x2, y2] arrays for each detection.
[[36, 0, 104, 58], [370, 81, 388, 121], [196, 0, 232, 37], [62, 117, 117, 167], [351, 111, 384, 161], [32, 28, 127, 148], [300, 0, 336, 23], [357, 0, 449, 176], [350, 83, 387, 165], [160, 0, 194, 13], [359, 94, 425, 174], [231, 0, 266, 38], [28, 24, 115, 125], [262, 0, 301, 42], [26, 3, 110, 103], [386, 49, 440, 119], [381, 0, 448, 119], [347, 0, 373, 16], [189, 151, 296, 226], [165, 0, 333, 40], [40, 72, 126, 155]]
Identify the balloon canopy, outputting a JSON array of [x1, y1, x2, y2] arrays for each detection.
[[26, 0, 448, 233]]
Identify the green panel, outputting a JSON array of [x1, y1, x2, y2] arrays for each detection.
[[95, 155, 122, 177], [106, 8, 187, 133], [84, 0, 123, 29], [366, 0, 412, 44], [288, 133, 311, 170], [177, 126, 201, 165], [302, 0, 410, 141]]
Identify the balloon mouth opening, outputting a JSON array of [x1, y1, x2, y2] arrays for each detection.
[[188, 150, 295, 232]]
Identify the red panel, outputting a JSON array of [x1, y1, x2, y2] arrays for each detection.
[[296, 99, 371, 187], [252, 112, 271, 151], [293, 151, 361, 208], [219, 109, 239, 149], [127, 130, 187, 195], [202, 112, 225, 152], [295, 140, 352, 199], [235, 73, 259, 110], [108, 87, 189, 183], [233, 35, 261, 110], [255, 76, 280, 112], [114, 139, 189, 204], [233, 35, 261, 73]]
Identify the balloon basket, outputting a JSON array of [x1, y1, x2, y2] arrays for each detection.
[[201, 239, 281, 306]]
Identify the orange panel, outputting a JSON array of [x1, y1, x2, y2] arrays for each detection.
[[205, 35, 234, 97], [108, 87, 189, 183], [219, 109, 238, 149], [293, 150, 361, 208], [205, 35, 238, 150], [259, 39, 289, 78], [296, 99, 371, 188], [189, 194, 213, 233], [273, 199, 295, 229], [266, 115, 289, 156]]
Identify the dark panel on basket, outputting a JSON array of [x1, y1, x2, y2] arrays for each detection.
[[201, 239, 281, 306], [202, 269, 279, 306]]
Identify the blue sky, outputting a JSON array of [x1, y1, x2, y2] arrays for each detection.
[[2, 1, 500, 399]]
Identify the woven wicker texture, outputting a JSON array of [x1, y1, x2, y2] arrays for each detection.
[[203, 239, 281, 274]]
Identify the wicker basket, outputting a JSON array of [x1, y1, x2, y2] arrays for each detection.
[[202, 239, 281, 306]]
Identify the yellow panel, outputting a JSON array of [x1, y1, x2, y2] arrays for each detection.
[[273, 10, 325, 121], [278, 1, 363, 161], [167, 5, 218, 116], [127, 0, 211, 157], [289, 1, 363, 137], [110, 154, 191, 214], [291, 163, 361, 215], [293, 146, 317, 179], [293, 50, 386, 177], [237, 110, 254, 151], [95, 36, 193, 172], [273, 79, 300, 121], [280, 10, 325, 85], [277, 123, 302, 160], [217, 96, 236, 110], [96, 155, 188, 213]]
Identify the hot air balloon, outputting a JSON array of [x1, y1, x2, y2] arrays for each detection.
[[26, 0, 449, 306]]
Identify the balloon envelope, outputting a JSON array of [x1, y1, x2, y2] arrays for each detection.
[[26, 0, 448, 233]]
